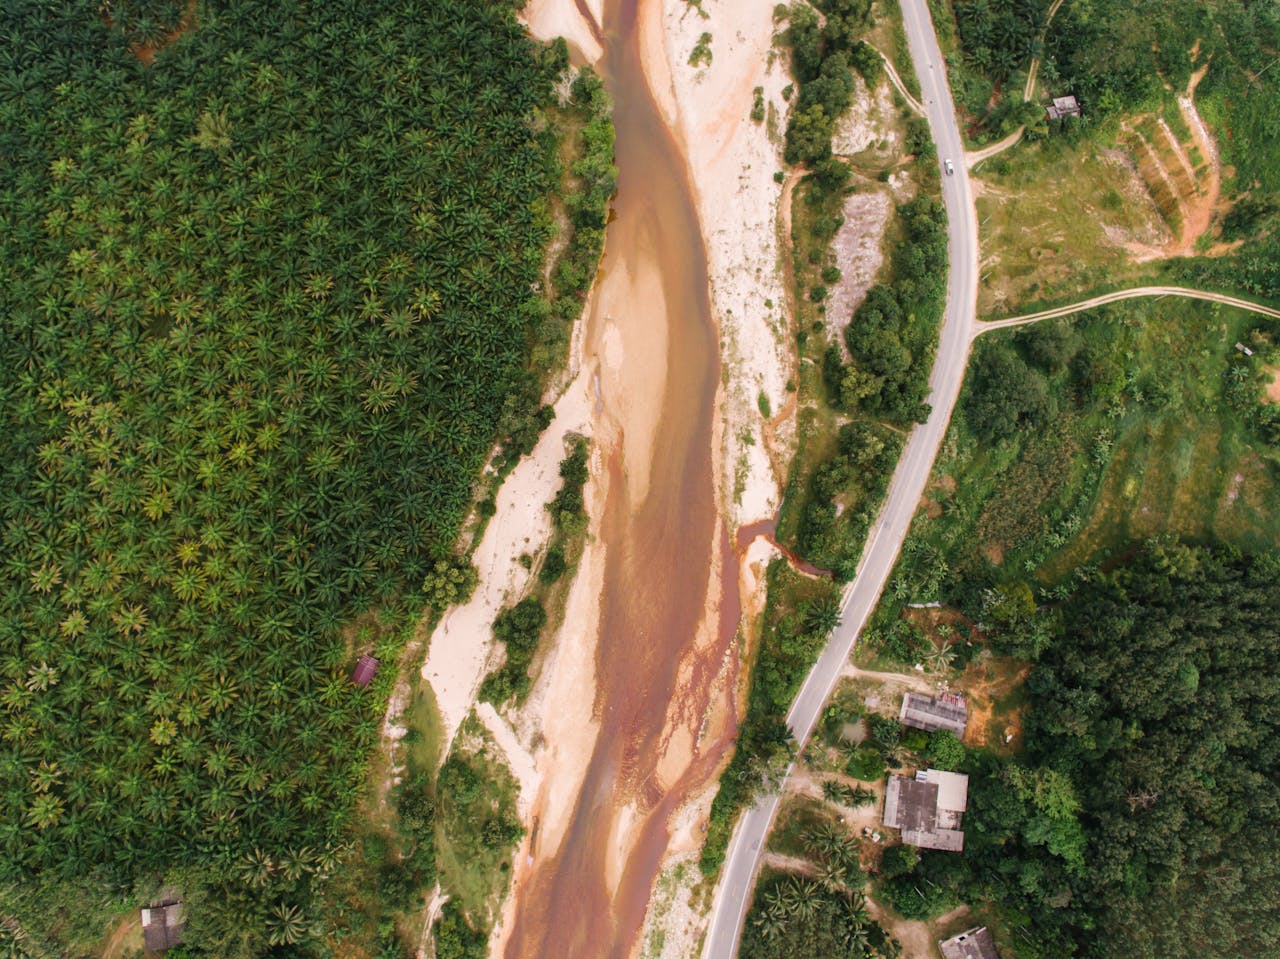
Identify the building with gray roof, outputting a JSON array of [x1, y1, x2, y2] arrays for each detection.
[[882, 768, 969, 852], [899, 692, 968, 737], [939, 926, 1000, 959], [141, 900, 184, 952]]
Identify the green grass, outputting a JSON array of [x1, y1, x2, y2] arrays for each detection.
[[403, 681, 446, 779], [766, 796, 835, 860], [870, 0, 921, 100], [870, 297, 1280, 653], [974, 130, 1178, 316], [435, 717, 523, 927]]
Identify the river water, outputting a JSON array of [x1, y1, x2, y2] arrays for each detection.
[[503, 0, 734, 955]]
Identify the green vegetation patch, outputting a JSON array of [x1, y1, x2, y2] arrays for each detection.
[[922, 543, 1280, 959], [701, 563, 841, 874], [435, 721, 523, 930], [873, 300, 1280, 665], [0, 0, 613, 951], [480, 436, 589, 703]]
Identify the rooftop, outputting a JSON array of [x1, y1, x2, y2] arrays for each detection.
[[1046, 94, 1082, 120], [899, 692, 968, 736], [882, 769, 969, 852], [350, 653, 379, 688], [939, 926, 1001, 959], [141, 901, 184, 953]]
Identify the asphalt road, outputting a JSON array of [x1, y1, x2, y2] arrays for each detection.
[[700, 0, 979, 954]]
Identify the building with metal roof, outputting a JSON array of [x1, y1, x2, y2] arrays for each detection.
[[882, 768, 969, 852], [141, 900, 184, 952], [1046, 94, 1082, 120], [940, 926, 1001, 959], [899, 692, 968, 737], [350, 653, 379, 688]]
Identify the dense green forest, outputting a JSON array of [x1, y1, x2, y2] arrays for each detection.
[[887, 543, 1280, 958], [0, 0, 610, 952]]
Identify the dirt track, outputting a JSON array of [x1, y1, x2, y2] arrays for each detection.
[[979, 285, 1280, 335]]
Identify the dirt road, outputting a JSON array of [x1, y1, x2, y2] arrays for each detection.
[[979, 286, 1280, 334]]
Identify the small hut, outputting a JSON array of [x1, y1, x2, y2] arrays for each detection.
[[141, 900, 184, 952], [940, 926, 1001, 959], [350, 654, 379, 688], [1046, 95, 1081, 120]]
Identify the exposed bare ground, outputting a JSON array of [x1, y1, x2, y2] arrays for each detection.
[[824, 189, 894, 343], [101, 914, 142, 959], [1121, 49, 1235, 261], [842, 662, 937, 696], [759, 166, 806, 484], [957, 656, 1029, 751], [761, 851, 820, 876], [866, 895, 968, 959]]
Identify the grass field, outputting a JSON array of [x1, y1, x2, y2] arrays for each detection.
[[868, 295, 1280, 663], [974, 133, 1174, 315]]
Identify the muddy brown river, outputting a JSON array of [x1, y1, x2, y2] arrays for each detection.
[[503, 0, 736, 956]]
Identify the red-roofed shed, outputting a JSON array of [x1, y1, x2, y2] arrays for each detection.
[[351, 654, 379, 688]]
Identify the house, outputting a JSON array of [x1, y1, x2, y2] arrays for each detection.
[[1046, 94, 1081, 120], [141, 900, 184, 952], [940, 926, 1001, 959], [882, 768, 969, 851], [899, 692, 968, 737], [350, 654, 379, 688]]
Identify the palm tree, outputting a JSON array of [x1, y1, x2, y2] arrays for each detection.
[[240, 847, 275, 888], [803, 595, 842, 636], [817, 859, 849, 892], [927, 641, 956, 673]]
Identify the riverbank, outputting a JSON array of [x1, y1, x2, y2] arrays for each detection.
[[424, 2, 820, 956]]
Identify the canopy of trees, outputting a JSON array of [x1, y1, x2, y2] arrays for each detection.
[[925, 542, 1280, 958], [836, 195, 948, 425], [782, 0, 876, 165], [963, 341, 1051, 444], [953, 0, 1049, 85], [0, 0, 604, 946]]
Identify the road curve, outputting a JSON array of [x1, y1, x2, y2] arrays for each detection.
[[978, 285, 1280, 334], [700, 0, 979, 955]]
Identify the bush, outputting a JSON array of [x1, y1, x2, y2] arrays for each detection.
[[868, 714, 902, 752], [845, 744, 885, 781], [434, 901, 486, 959], [964, 344, 1051, 444], [422, 558, 480, 611], [923, 730, 966, 771], [877, 873, 956, 920], [900, 727, 929, 753], [880, 843, 920, 879], [539, 544, 567, 584]]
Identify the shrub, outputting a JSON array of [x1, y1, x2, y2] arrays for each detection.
[[923, 730, 966, 771], [880, 843, 920, 879]]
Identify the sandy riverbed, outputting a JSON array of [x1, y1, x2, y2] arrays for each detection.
[[424, 2, 827, 957]]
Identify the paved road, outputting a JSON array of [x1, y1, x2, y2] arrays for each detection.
[[700, 1, 979, 955], [979, 285, 1280, 333]]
